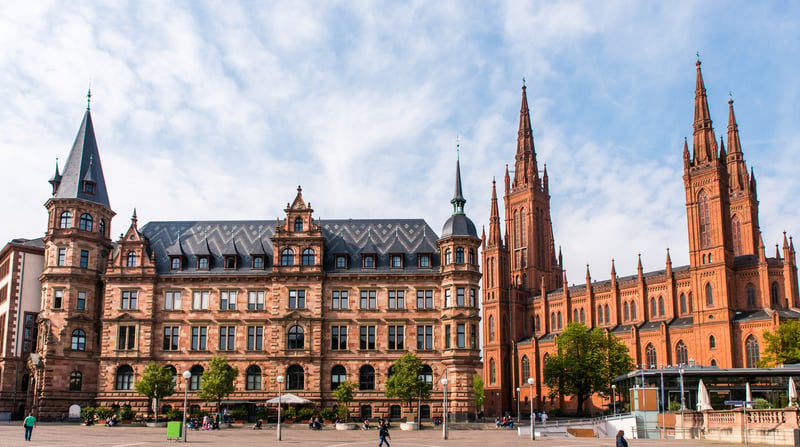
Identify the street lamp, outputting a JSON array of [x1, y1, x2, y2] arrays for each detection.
[[516, 387, 521, 422], [678, 366, 685, 439], [528, 378, 535, 441], [441, 377, 448, 440], [659, 363, 665, 439], [276, 375, 285, 441], [611, 384, 617, 416], [182, 370, 191, 443]]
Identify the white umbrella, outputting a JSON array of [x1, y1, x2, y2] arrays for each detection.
[[266, 393, 313, 405], [789, 377, 798, 407], [745, 382, 752, 408], [697, 379, 713, 411]]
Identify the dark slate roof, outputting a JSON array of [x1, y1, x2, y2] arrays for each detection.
[[639, 320, 663, 332], [9, 237, 45, 249], [140, 219, 441, 274], [441, 214, 478, 238], [669, 316, 694, 328], [53, 110, 111, 208], [612, 324, 635, 334], [733, 308, 800, 322]]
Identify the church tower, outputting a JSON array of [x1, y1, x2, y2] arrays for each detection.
[[35, 95, 115, 417], [725, 96, 760, 257]]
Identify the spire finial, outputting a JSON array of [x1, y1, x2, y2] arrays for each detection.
[[522, 77, 526, 87], [696, 51, 700, 62], [87, 86, 92, 111], [456, 134, 461, 160], [729, 91, 733, 103]]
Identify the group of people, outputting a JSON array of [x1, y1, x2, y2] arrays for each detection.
[[494, 416, 514, 428], [308, 417, 323, 430]]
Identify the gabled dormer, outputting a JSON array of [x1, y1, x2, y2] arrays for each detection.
[[271, 186, 325, 273], [108, 209, 155, 273], [251, 239, 268, 270], [195, 235, 212, 270], [221, 233, 240, 270], [166, 231, 185, 270], [387, 229, 406, 269], [361, 230, 379, 269]]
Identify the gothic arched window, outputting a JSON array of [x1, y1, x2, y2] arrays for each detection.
[[746, 336, 760, 368], [706, 283, 713, 306], [489, 358, 496, 384], [573, 309, 579, 322], [732, 215, 742, 256], [676, 341, 688, 366], [658, 297, 665, 316], [631, 301, 637, 319], [771, 282, 780, 306], [521, 356, 530, 381], [488, 316, 495, 342], [535, 315, 540, 332], [557, 311, 562, 329], [598, 305, 604, 324], [680, 293, 687, 314], [698, 190, 711, 248], [646, 343, 657, 368], [604, 305, 610, 323], [650, 297, 657, 317], [746, 283, 756, 307], [580, 308, 585, 323], [709, 335, 716, 349], [623, 302, 630, 321]]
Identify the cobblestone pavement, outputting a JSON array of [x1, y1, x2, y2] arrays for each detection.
[[0, 423, 744, 447]]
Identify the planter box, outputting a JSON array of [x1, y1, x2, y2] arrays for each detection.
[[400, 422, 419, 431], [336, 423, 358, 430]]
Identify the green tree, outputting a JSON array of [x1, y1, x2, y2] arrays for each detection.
[[198, 356, 239, 414], [333, 381, 356, 421], [384, 352, 432, 418], [472, 373, 485, 419], [759, 320, 800, 367], [134, 361, 176, 422], [543, 322, 634, 416]]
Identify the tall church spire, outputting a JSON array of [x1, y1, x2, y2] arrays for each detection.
[[692, 59, 717, 164], [514, 81, 538, 187], [53, 107, 111, 208], [726, 96, 749, 192], [488, 178, 502, 247]]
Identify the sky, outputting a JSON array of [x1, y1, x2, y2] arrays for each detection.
[[1, 1, 799, 283]]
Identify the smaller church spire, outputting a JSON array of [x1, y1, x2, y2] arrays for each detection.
[[585, 264, 591, 283], [48, 158, 62, 195], [131, 208, 138, 226], [451, 156, 466, 215], [488, 178, 502, 247], [666, 248, 673, 275], [692, 58, 717, 164], [637, 253, 643, 279], [727, 94, 743, 154], [611, 258, 616, 278]]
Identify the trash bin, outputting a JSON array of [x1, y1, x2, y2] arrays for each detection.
[[167, 421, 183, 440], [793, 428, 800, 447]]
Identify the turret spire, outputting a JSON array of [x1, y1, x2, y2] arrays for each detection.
[[692, 59, 717, 164], [48, 158, 62, 195], [726, 95, 749, 192], [488, 178, 502, 246], [514, 81, 538, 186], [451, 155, 466, 215]]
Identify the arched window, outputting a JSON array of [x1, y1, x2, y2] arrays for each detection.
[[489, 358, 496, 383], [513, 210, 520, 246], [60, 211, 72, 229], [294, 217, 303, 232], [746, 336, 760, 368], [281, 248, 294, 266], [418, 365, 433, 385], [732, 215, 742, 256], [359, 365, 375, 390], [771, 282, 780, 306], [698, 190, 711, 248], [535, 315, 540, 332], [302, 248, 315, 266], [390, 405, 401, 419], [598, 305, 604, 324], [127, 251, 137, 267], [99, 219, 106, 236], [116, 365, 134, 390], [521, 356, 530, 381], [246, 365, 262, 390], [166, 365, 177, 387], [623, 302, 629, 321], [543, 353, 550, 367], [710, 359, 717, 367], [331, 365, 347, 390], [746, 284, 756, 307], [520, 208, 526, 245], [288, 325, 305, 349], [189, 365, 203, 390], [688, 292, 693, 312], [444, 249, 452, 265], [646, 344, 657, 368], [658, 297, 665, 316], [709, 335, 716, 349], [360, 405, 372, 420], [706, 283, 713, 306], [557, 311, 562, 329], [71, 329, 86, 351], [650, 298, 657, 317], [631, 301, 637, 319], [456, 247, 465, 263], [488, 316, 495, 342], [680, 293, 687, 314], [675, 341, 688, 366], [573, 309, 579, 322], [79, 213, 93, 231], [287, 365, 304, 390], [468, 248, 475, 265], [604, 305, 610, 323], [580, 308, 585, 323], [551, 312, 556, 329], [69, 371, 82, 391]]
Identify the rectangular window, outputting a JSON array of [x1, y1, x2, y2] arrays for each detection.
[[80, 250, 89, 269], [363, 255, 375, 268], [191, 326, 207, 350], [388, 325, 404, 350], [53, 289, 63, 309], [57, 248, 66, 266], [163, 326, 180, 351], [332, 290, 348, 309], [219, 326, 235, 350], [165, 291, 182, 310], [0, 314, 4, 352], [77, 291, 86, 310], [416, 290, 433, 309], [457, 323, 465, 348], [335, 255, 347, 269], [470, 288, 477, 307], [360, 290, 376, 309], [359, 325, 376, 350], [391, 254, 402, 268], [247, 326, 263, 350], [470, 324, 477, 349], [331, 325, 347, 350], [456, 288, 465, 307], [388, 290, 404, 309], [192, 291, 209, 310], [22, 312, 37, 354], [419, 254, 431, 268], [122, 290, 138, 309], [444, 289, 451, 307], [220, 291, 237, 310], [445, 325, 451, 349], [0, 285, 7, 306], [417, 325, 433, 350], [117, 325, 136, 350], [248, 291, 264, 310], [289, 290, 305, 308]]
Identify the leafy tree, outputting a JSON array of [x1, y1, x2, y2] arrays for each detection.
[[198, 356, 239, 414], [333, 381, 356, 421], [472, 374, 485, 418], [384, 352, 432, 418], [543, 322, 634, 416], [759, 320, 800, 367], [134, 361, 176, 422]]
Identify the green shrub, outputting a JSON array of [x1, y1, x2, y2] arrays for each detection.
[[256, 406, 271, 420], [119, 404, 136, 420], [320, 407, 337, 421], [231, 407, 249, 421], [81, 406, 95, 420], [166, 408, 183, 421], [297, 407, 315, 421], [95, 406, 115, 419], [282, 406, 297, 420], [754, 398, 771, 409]]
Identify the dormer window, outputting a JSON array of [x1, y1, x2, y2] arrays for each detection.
[[335, 255, 348, 269], [198, 256, 210, 270], [418, 254, 431, 268], [363, 254, 375, 269], [294, 217, 303, 232], [83, 181, 95, 195], [224, 255, 237, 269], [170, 257, 182, 270], [126, 251, 137, 267], [252, 256, 264, 269], [390, 254, 403, 268]]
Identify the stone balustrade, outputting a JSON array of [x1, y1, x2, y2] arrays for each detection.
[[675, 408, 800, 445]]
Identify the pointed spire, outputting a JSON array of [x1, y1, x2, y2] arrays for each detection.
[[719, 136, 726, 159], [87, 87, 91, 111], [727, 94, 743, 154], [451, 156, 466, 215], [666, 248, 673, 275], [637, 253, 643, 278], [585, 264, 591, 283], [784, 231, 789, 248], [131, 208, 138, 227], [758, 232, 766, 262], [692, 58, 717, 164], [683, 137, 690, 170], [558, 246, 563, 268], [488, 178, 502, 246], [611, 258, 616, 278], [48, 158, 62, 195], [750, 167, 757, 193], [514, 81, 538, 186], [542, 163, 549, 195]]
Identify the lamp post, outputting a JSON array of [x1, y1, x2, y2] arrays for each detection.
[[516, 387, 521, 422], [659, 363, 665, 439], [528, 378, 535, 441], [441, 377, 448, 440], [276, 375, 284, 441], [611, 384, 617, 416], [182, 370, 191, 443], [679, 366, 685, 439]]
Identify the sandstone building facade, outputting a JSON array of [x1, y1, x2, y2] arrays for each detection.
[[481, 61, 800, 416]]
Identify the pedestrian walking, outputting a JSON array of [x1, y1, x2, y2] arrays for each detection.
[[616, 429, 628, 447], [378, 422, 391, 447], [23, 412, 36, 442]]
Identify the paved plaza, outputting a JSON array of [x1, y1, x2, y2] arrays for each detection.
[[0, 422, 747, 447]]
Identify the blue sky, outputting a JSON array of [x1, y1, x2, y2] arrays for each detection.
[[1, 1, 799, 282]]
